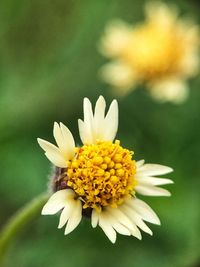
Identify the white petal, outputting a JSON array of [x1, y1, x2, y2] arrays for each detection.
[[122, 203, 152, 235], [42, 190, 72, 215], [78, 119, 94, 145], [136, 160, 145, 168], [91, 209, 99, 228], [111, 221, 131, 236], [53, 122, 65, 151], [136, 176, 174, 186], [135, 184, 171, 197], [117, 206, 142, 240], [105, 212, 131, 236], [37, 138, 59, 154], [150, 79, 189, 104], [94, 96, 106, 140], [106, 207, 134, 231], [127, 198, 160, 225], [94, 96, 106, 124], [107, 206, 142, 240], [78, 98, 95, 144], [53, 122, 75, 159], [99, 20, 132, 57], [60, 123, 75, 158], [83, 98, 94, 143], [99, 62, 136, 92], [58, 203, 72, 229], [129, 227, 142, 240], [137, 164, 173, 176], [99, 213, 117, 243], [78, 119, 87, 144], [37, 138, 67, 167], [103, 99, 118, 141], [64, 199, 82, 235], [45, 151, 68, 168]]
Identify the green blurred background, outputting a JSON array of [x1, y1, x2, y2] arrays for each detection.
[[0, 0, 200, 266]]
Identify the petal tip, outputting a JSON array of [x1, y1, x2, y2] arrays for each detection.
[[41, 206, 49, 215], [37, 137, 43, 144], [168, 167, 174, 173]]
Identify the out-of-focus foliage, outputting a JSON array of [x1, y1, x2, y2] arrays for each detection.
[[0, 0, 199, 267]]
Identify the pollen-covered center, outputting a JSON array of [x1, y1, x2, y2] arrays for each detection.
[[66, 140, 136, 211]]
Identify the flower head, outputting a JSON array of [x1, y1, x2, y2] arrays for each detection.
[[38, 96, 173, 243], [99, 2, 199, 103]]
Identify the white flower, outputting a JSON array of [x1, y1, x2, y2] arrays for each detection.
[[38, 96, 173, 243]]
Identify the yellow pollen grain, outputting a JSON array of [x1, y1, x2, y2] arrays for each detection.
[[110, 169, 115, 175], [66, 140, 136, 211], [96, 169, 105, 176], [116, 169, 125, 177], [108, 161, 115, 168], [93, 156, 104, 165], [111, 176, 119, 184], [115, 163, 122, 169], [101, 163, 108, 170], [104, 156, 111, 164]]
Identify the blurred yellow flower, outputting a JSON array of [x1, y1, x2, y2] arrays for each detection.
[[99, 2, 199, 103]]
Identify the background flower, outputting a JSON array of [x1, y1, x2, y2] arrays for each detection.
[[0, 0, 200, 266], [99, 2, 199, 103]]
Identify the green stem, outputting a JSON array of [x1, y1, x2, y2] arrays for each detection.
[[0, 192, 49, 262]]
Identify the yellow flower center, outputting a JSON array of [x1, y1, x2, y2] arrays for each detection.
[[123, 23, 184, 81], [66, 140, 136, 211]]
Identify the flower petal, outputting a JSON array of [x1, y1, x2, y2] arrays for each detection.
[[99, 62, 136, 92], [128, 226, 142, 240], [37, 138, 59, 154], [53, 122, 65, 151], [91, 209, 99, 228], [84, 97, 94, 140], [99, 20, 132, 57], [78, 98, 94, 144], [136, 164, 173, 176], [64, 199, 82, 235], [110, 221, 131, 236], [136, 160, 145, 168], [127, 198, 160, 225], [98, 213, 117, 243], [94, 96, 106, 125], [42, 190, 73, 215], [107, 206, 141, 240], [103, 99, 118, 141], [45, 151, 68, 168], [122, 203, 153, 235], [150, 79, 189, 104], [53, 122, 75, 160], [106, 206, 133, 231], [105, 211, 131, 236], [136, 176, 174, 186], [58, 204, 72, 229], [135, 184, 171, 196], [94, 96, 106, 140], [37, 138, 67, 168]]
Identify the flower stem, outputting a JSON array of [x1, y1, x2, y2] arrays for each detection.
[[0, 192, 49, 262]]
